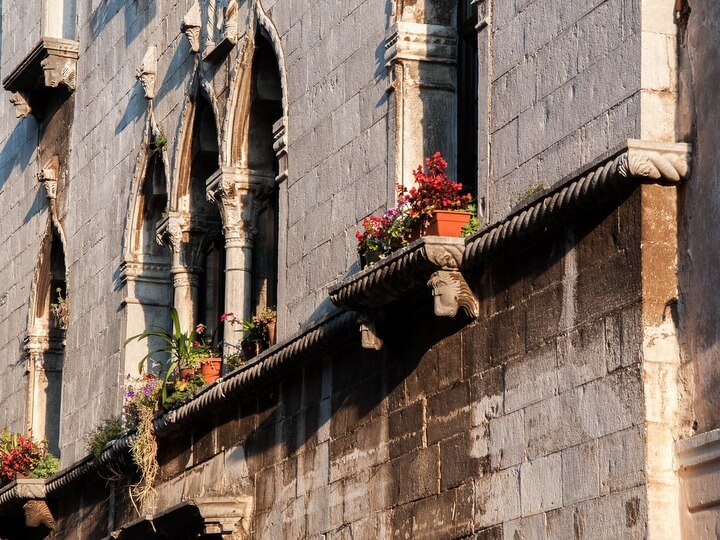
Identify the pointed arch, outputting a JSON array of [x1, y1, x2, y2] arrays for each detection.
[[25, 217, 67, 456], [121, 114, 173, 377]]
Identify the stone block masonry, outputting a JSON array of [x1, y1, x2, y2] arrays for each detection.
[[50, 190, 649, 538]]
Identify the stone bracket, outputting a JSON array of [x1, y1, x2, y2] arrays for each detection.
[[136, 46, 157, 100], [2, 38, 79, 118], [358, 314, 383, 351], [428, 270, 480, 318], [0, 479, 55, 531], [203, 0, 239, 64], [329, 237, 478, 349], [620, 139, 691, 185], [181, 2, 202, 53], [194, 495, 253, 538]]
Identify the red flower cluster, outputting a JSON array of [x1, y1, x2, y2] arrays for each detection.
[[399, 152, 472, 220], [356, 152, 473, 259], [0, 432, 44, 482]]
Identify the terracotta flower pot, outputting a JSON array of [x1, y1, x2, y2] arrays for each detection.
[[199, 357, 222, 384], [266, 320, 277, 346], [179, 367, 196, 381], [424, 210, 472, 237]]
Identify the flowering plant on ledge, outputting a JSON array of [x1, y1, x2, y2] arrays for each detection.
[[0, 428, 58, 484], [356, 152, 474, 264]]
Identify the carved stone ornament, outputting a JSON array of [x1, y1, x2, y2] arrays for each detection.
[[428, 270, 480, 318], [619, 139, 691, 185], [273, 117, 288, 184], [203, 0, 239, 63], [181, 2, 202, 53], [193, 495, 253, 538], [329, 237, 478, 349], [155, 212, 183, 249], [384, 21, 457, 68], [9, 91, 31, 118], [136, 46, 157, 100], [358, 314, 383, 350], [2, 38, 79, 118], [37, 157, 60, 200], [23, 499, 56, 529]]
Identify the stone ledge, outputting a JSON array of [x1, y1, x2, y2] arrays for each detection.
[[2, 38, 79, 118], [677, 429, 720, 512], [677, 429, 720, 469]]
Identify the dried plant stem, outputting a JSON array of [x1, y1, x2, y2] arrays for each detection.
[[129, 407, 158, 513]]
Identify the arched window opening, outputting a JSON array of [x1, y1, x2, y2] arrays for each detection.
[[457, 0, 478, 198], [248, 32, 282, 314], [189, 97, 224, 330], [26, 224, 66, 457], [122, 140, 173, 377]]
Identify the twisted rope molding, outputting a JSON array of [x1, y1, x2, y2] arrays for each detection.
[[464, 140, 691, 267], [44, 310, 356, 496]]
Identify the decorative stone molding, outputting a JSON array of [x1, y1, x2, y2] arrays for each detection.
[[329, 238, 478, 349], [384, 21, 457, 68], [464, 140, 692, 268], [2, 38, 79, 118], [136, 46, 157, 100], [182, 2, 202, 53], [273, 117, 288, 184], [194, 495, 253, 538], [203, 0, 239, 63], [620, 139, 691, 185]]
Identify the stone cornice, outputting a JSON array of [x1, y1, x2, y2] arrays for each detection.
[[464, 140, 691, 267]]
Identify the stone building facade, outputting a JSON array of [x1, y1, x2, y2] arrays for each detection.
[[0, 0, 717, 538]]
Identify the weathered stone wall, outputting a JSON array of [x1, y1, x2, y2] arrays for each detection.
[[487, 0, 641, 220], [49, 193, 647, 538]]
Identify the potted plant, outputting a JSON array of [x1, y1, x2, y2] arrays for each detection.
[[398, 152, 473, 237], [0, 428, 58, 485], [125, 308, 223, 402], [222, 308, 277, 361], [356, 153, 474, 267]]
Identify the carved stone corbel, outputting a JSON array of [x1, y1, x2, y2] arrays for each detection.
[[358, 314, 383, 350], [155, 212, 183, 250], [136, 46, 157, 100], [428, 270, 479, 318], [9, 91, 31, 118], [182, 2, 202, 53], [37, 156, 60, 200], [203, 0, 239, 63], [619, 139, 691, 185], [193, 495, 253, 539], [40, 54, 76, 91], [23, 500, 56, 530]]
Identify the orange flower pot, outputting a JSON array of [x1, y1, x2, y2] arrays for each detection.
[[199, 357, 222, 384], [424, 211, 472, 237]]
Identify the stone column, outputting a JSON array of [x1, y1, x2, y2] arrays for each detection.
[[23, 333, 63, 456], [385, 21, 457, 188], [156, 212, 215, 331], [207, 167, 273, 340]]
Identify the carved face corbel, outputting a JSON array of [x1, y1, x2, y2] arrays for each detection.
[[37, 157, 60, 200], [9, 91, 32, 118], [40, 55, 76, 90], [136, 46, 157, 100]]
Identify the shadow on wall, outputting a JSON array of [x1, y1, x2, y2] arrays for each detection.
[[89, 0, 156, 46], [0, 117, 38, 192]]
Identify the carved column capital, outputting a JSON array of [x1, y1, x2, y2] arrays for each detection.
[[384, 21, 457, 69], [182, 2, 202, 53], [136, 46, 157, 100], [619, 139, 691, 185], [207, 167, 275, 241], [193, 495, 253, 538]]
